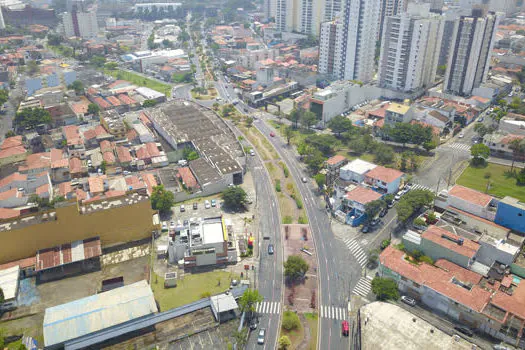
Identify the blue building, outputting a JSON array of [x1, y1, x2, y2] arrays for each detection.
[[46, 73, 60, 87], [25, 78, 43, 96], [495, 196, 525, 234], [63, 70, 77, 86]]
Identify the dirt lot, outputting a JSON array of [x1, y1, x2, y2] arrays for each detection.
[[0, 256, 150, 344]]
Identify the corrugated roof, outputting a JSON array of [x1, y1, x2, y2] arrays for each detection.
[[0, 265, 19, 300], [36, 237, 101, 271], [43, 280, 158, 347]]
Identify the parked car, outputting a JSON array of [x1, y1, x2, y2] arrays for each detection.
[[211, 199, 217, 207], [250, 318, 258, 330], [342, 320, 349, 336], [379, 208, 388, 218], [170, 221, 176, 230], [361, 225, 370, 233], [371, 218, 380, 226], [162, 223, 168, 232], [454, 325, 474, 337], [477, 117, 484, 122], [387, 200, 395, 209], [183, 219, 189, 227], [250, 149, 255, 156], [458, 132, 464, 138], [193, 202, 198, 210], [180, 205, 185, 212], [270, 132, 275, 137], [394, 192, 402, 201], [257, 329, 266, 344], [401, 295, 416, 306], [268, 244, 274, 255], [205, 200, 211, 209]]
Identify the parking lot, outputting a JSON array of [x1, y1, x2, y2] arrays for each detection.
[[166, 317, 239, 350]]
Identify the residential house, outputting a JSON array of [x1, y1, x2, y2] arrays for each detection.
[[495, 197, 525, 234], [18, 152, 51, 176], [339, 159, 377, 183], [483, 133, 524, 159], [50, 148, 70, 183], [384, 103, 412, 125], [364, 166, 404, 194], [0, 136, 27, 167], [435, 185, 498, 221], [499, 113, 525, 137], [325, 155, 348, 186]]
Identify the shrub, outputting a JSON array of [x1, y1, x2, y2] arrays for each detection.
[[282, 310, 301, 330], [295, 197, 303, 209], [200, 291, 211, 298], [420, 255, 434, 265], [275, 180, 281, 192], [283, 165, 289, 178], [283, 216, 293, 224], [371, 277, 400, 301], [380, 239, 391, 250], [413, 217, 427, 227]]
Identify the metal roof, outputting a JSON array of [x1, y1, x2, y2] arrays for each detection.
[[43, 280, 158, 348], [36, 237, 102, 272], [0, 265, 19, 300]]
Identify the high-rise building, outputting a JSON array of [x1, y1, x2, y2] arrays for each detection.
[[460, 0, 517, 16], [378, 4, 444, 92], [323, 0, 342, 22], [318, 0, 380, 82], [438, 9, 460, 68], [63, 1, 98, 39], [275, 0, 339, 37], [444, 10, 500, 96], [263, 0, 276, 20], [0, 7, 5, 29], [275, 0, 294, 32], [379, 0, 406, 41]]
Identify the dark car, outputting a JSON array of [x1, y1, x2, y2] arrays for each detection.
[[193, 202, 198, 210], [379, 208, 388, 217], [268, 244, 274, 255], [361, 225, 370, 233], [250, 318, 258, 330], [454, 325, 474, 337]]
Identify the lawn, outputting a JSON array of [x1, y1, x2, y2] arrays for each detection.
[[281, 322, 304, 349], [104, 69, 172, 97], [304, 312, 318, 350], [456, 163, 525, 202], [151, 270, 239, 311]]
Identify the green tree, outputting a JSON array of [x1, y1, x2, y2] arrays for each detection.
[[289, 109, 300, 129], [5, 130, 15, 138], [304, 149, 326, 173], [285, 126, 295, 145], [278, 335, 292, 350], [371, 277, 399, 301], [314, 173, 326, 189], [365, 199, 386, 223], [284, 255, 309, 282], [238, 289, 263, 318], [304, 134, 339, 156], [87, 103, 100, 115], [68, 80, 84, 94], [470, 143, 490, 166], [150, 185, 175, 214], [100, 160, 107, 174], [396, 189, 435, 223], [14, 107, 51, 129], [143, 99, 157, 108], [221, 104, 234, 117], [300, 111, 317, 129], [474, 123, 489, 137], [182, 147, 199, 161], [374, 144, 395, 165], [104, 62, 118, 70], [282, 310, 301, 331], [0, 287, 4, 304], [0, 89, 8, 106], [328, 115, 354, 137], [232, 328, 248, 348], [509, 138, 525, 172], [437, 64, 447, 76], [222, 186, 247, 209], [90, 55, 106, 68], [48, 33, 63, 46], [26, 60, 39, 76]]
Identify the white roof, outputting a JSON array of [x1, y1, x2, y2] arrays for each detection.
[[341, 159, 377, 175], [210, 292, 238, 313], [202, 221, 224, 245], [136, 87, 165, 100], [0, 265, 20, 300]]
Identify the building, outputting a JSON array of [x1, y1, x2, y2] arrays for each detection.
[[498, 114, 525, 137], [318, 0, 380, 82], [325, 155, 348, 185], [0, 265, 20, 302], [483, 132, 524, 159], [275, 0, 323, 36], [339, 158, 377, 183], [133, 2, 182, 12], [100, 110, 127, 140], [364, 165, 404, 194], [435, 184, 498, 221], [384, 102, 411, 125], [444, 10, 500, 96], [1, 5, 57, 28], [210, 292, 239, 322], [495, 196, 525, 234], [343, 185, 382, 213], [43, 280, 158, 349], [263, 0, 275, 20], [438, 9, 460, 68], [0, 5, 4, 29], [63, 2, 99, 39], [378, 4, 444, 93], [378, 0, 406, 42], [459, 0, 519, 16]]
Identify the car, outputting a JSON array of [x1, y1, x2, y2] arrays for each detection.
[[250, 149, 255, 156], [379, 208, 388, 217], [250, 318, 258, 330], [401, 295, 416, 306], [268, 244, 274, 255], [257, 329, 266, 344], [493, 345, 513, 350], [170, 221, 176, 230], [387, 201, 395, 209], [342, 320, 349, 336], [477, 117, 484, 122], [162, 222, 168, 232], [211, 199, 217, 207], [454, 325, 473, 337], [361, 225, 370, 233], [183, 219, 189, 227], [301, 177, 307, 183], [0, 302, 16, 312], [270, 132, 275, 137], [371, 218, 380, 226], [193, 202, 198, 210], [405, 183, 413, 190], [394, 193, 402, 201], [205, 200, 211, 209], [458, 132, 464, 138], [180, 205, 185, 212]]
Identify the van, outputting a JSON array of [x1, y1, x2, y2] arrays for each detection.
[[178, 159, 188, 166], [342, 320, 349, 336]]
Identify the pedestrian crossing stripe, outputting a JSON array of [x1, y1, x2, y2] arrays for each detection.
[[446, 143, 471, 152], [352, 277, 372, 297], [255, 301, 281, 314], [410, 184, 434, 192], [320, 305, 347, 320], [343, 238, 368, 267]]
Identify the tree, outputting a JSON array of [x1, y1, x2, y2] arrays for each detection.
[[0, 287, 4, 304], [0, 89, 8, 106], [232, 328, 248, 348], [509, 138, 525, 172], [396, 189, 435, 223], [222, 186, 248, 209], [278, 335, 292, 350], [90, 55, 106, 68], [212, 102, 219, 111], [282, 310, 301, 330], [374, 144, 395, 165], [143, 99, 157, 108], [182, 147, 199, 161], [68, 80, 84, 95], [87, 103, 100, 115], [150, 185, 175, 214], [289, 109, 300, 129], [300, 111, 317, 129], [5, 130, 15, 138], [14, 107, 51, 129], [371, 277, 399, 301], [328, 115, 354, 137], [221, 104, 234, 117], [474, 123, 489, 138], [304, 134, 339, 156], [284, 255, 309, 282], [314, 173, 326, 189], [365, 199, 386, 223], [26, 60, 39, 76], [285, 126, 295, 145], [104, 62, 118, 70], [304, 149, 326, 173], [238, 289, 263, 318], [48, 33, 63, 46], [470, 143, 490, 166]]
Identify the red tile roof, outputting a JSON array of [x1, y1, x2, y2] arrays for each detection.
[[0, 208, 21, 220], [117, 94, 135, 105], [69, 157, 84, 174], [434, 259, 482, 285], [99, 140, 114, 153], [0, 188, 22, 201], [83, 128, 97, 141], [0, 256, 35, 270], [103, 151, 115, 164], [106, 95, 121, 107], [177, 167, 198, 189], [0, 145, 26, 159], [448, 185, 493, 208], [422, 225, 480, 259], [63, 125, 83, 146], [1, 136, 23, 150], [326, 155, 347, 166], [58, 182, 73, 197], [116, 146, 132, 163], [36, 184, 49, 196], [95, 125, 109, 137], [0, 172, 26, 188], [36, 237, 102, 271], [146, 143, 160, 157], [365, 165, 404, 183], [93, 97, 111, 110], [88, 176, 105, 194], [142, 173, 157, 195], [345, 186, 382, 204], [19, 152, 50, 172]]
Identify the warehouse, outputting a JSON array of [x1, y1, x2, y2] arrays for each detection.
[[43, 280, 158, 349]]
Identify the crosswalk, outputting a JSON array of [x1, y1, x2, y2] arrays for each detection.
[[352, 276, 373, 297], [320, 305, 347, 320], [255, 301, 281, 314], [445, 142, 471, 152], [410, 183, 434, 192], [343, 238, 368, 267]]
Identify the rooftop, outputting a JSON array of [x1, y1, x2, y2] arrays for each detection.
[[345, 186, 382, 205], [36, 237, 101, 271], [43, 280, 158, 347], [0, 265, 20, 300], [326, 155, 347, 166], [365, 165, 404, 183], [341, 159, 377, 176], [448, 185, 493, 208], [422, 225, 480, 259], [387, 103, 410, 115], [201, 217, 226, 245]]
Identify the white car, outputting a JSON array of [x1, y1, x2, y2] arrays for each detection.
[[458, 132, 464, 138], [205, 200, 211, 209], [401, 295, 416, 306]]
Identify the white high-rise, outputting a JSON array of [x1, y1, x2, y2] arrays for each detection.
[[63, 2, 99, 39], [318, 0, 380, 82], [263, 0, 276, 20], [378, 4, 444, 92], [444, 10, 500, 96], [275, 0, 341, 37], [379, 0, 406, 41], [0, 8, 5, 29]]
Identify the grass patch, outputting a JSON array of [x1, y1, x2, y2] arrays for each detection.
[[104, 68, 171, 97], [283, 216, 293, 224], [151, 270, 239, 311], [275, 179, 281, 192], [280, 316, 304, 349], [304, 313, 318, 350], [456, 163, 525, 202], [280, 161, 290, 178], [298, 216, 308, 224]]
